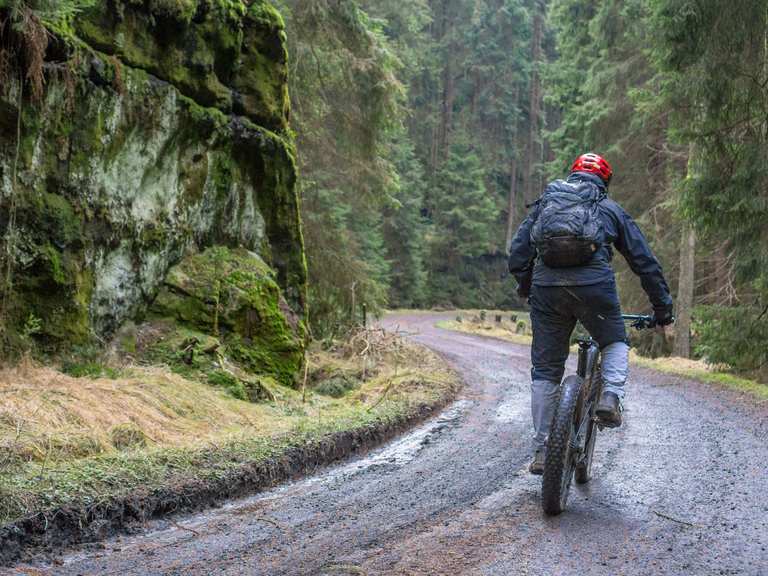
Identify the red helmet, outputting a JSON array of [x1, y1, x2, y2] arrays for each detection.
[[571, 153, 613, 184]]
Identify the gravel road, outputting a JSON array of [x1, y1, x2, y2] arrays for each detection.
[[9, 313, 768, 575]]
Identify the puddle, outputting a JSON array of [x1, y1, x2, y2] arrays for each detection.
[[305, 399, 473, 484]]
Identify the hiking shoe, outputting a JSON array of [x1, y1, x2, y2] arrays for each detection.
[[596, 391, 622, 428], [529, 450, 545, 475]]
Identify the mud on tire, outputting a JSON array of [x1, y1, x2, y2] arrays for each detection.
[[542, 375, 583, 515]]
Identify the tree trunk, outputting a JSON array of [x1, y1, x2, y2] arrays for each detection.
[[505, 86, 521, 252], [439, 55, 455, 161], [674, 223, 696, 358], [524, 0, 544, 206]]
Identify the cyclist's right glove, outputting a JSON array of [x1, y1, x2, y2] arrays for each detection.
[[653, 308, 675, 327]]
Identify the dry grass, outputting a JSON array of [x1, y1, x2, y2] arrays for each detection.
[[629, 351, 768, 400], [0, 330, 460, 525], [309, 327, 457, 409], [0, 331, 458, 471], [0, 362, 290, 467]]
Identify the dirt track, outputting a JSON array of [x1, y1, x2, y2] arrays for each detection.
[[9, 313, 768, 575]]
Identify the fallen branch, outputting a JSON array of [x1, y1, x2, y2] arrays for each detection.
[[653, 510, 698, 527], [169, 519, 201, 536], [254, 516, 284, 531]]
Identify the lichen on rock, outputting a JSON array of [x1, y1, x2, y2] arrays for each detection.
[[0, 0, 307, 393]]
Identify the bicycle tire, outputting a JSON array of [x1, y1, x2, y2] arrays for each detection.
[[575, 368, 601, 484], [542, 374, 583, 515]]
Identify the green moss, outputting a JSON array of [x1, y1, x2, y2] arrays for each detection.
[[151, 247, 304, 389], [73, 0, 289, 131], [35, 193, 82, 247], [148, 0, 198, 23], [212, 0, 247, 21], [247, 1, 285, 29], [141, 325, 222, 379], [42, 244, 67, 285], [207, 370, 247, 400], [139, 224, 169, 250]]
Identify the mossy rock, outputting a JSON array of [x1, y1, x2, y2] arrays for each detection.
[[0, 10, 306, 350], [135, 321, 222, 377], [151, 247, 305, 388], [74, 0, 290, 133]]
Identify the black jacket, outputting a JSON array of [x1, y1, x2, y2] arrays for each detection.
[[508, 172, 673, 317]]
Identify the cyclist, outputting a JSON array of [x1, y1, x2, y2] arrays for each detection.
[[508, 153, 674, 475]]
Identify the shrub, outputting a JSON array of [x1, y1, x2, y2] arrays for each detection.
[[314, 375, 359, 398]]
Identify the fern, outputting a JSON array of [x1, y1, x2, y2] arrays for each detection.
[[1, 0, 97, 26]]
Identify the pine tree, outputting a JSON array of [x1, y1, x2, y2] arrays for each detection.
[[427, 135, 497, 306]]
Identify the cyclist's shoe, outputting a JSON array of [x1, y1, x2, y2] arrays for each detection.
[[596, 391, 622, 428], [529, 450, 545, 475]]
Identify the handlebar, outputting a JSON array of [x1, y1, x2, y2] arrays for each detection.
[[622, 314, 656, 331]]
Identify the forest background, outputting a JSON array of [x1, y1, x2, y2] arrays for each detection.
[[278, 0, 768, 382]]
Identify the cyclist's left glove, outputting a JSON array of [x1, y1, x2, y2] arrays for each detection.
[[516, 272, 532, 299]]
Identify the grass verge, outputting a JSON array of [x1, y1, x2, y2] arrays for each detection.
[[0, 330, 460, 564], [628, 352, 768, 401], [438, 312, 767, 401]]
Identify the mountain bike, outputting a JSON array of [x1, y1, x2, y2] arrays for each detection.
[[541, 314, 656, 515]]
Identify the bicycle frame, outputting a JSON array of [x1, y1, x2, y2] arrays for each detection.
[[572, 338, 601, 455]]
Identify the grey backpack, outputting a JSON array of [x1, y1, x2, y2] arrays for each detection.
[[530, 180, 605, 268]]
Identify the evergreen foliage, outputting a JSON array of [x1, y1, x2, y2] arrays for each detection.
[[271, 0, 768, 378]]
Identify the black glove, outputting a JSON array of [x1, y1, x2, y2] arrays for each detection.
[[516, 273, 532, 299], [653, 308, 675, 327]]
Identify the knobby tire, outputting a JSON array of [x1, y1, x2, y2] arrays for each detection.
[[541, 375, 583, 515]]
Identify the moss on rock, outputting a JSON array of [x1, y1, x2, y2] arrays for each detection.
[[151, 247, 305, 388], [0, 1, 306, 390], [74, 0, 289, 133]]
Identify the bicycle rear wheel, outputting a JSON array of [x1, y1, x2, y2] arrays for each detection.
[[542, 375, 583, 515]]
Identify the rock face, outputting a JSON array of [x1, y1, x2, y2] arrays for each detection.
[[0, 1, 307, 388]]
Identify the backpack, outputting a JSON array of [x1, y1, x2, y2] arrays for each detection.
[[530, 180, 605, 268]]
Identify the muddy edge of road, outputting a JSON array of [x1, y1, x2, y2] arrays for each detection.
[[0, 382, 459, 566]]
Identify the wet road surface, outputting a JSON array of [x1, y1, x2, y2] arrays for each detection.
[[9, 313, 768, 575]]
